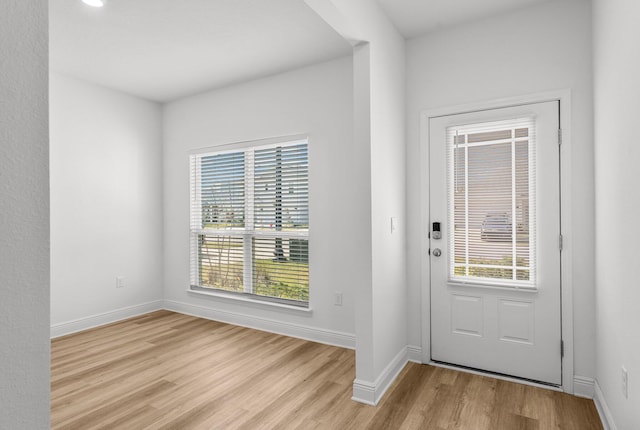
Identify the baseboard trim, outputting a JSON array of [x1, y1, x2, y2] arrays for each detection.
[[594, 380, 618, 430], [573, 375, 595, 399], [352, 380, 377, 406], [352, 346, 409, 406], [50, 300, 164, 338], [407, 345, 422, 363], [163, 299, 356, 349]]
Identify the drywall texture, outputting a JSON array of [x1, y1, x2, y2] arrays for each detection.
[[0, 1, 50, 428], [50, 74, 164, 326], [163, 57, 355, 337], [406, 0, 595, 379], [593, 0, 640, 428]]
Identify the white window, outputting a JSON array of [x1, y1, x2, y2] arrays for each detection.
[[189, 137, 309, 307], [447, 118, 536, 288]]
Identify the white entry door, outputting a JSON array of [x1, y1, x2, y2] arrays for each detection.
[[429, 101, 562, 385]]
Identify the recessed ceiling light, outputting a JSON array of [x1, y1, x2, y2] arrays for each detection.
[[82, 0, 106, 7]]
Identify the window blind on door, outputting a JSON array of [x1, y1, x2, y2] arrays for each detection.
[[447, 118, 536, 288]]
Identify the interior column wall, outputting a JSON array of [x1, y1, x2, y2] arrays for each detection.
[[305, 0, 408, 404], [0, 1, 50, 427]]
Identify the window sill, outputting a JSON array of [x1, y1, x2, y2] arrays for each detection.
[[186, 288, 313, 314], [447, 280, 538, 293]]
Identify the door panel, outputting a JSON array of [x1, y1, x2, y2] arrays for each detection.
[[429, 102, 561, 385], [451, 294, 484, 337]]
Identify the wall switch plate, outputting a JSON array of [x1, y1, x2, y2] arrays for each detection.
[[334, 292, 343, 306], [391, 217, 397, 233], [116, 276, 125, 288], [622, 366, 628, 399]]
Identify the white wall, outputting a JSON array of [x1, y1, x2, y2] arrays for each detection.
[[593, 0, 640, 427], [305, 0, 408, 402], [363, 2, 407, 383], [162, 57, 355, 340], [406, 0, 595, 379], [50, 74, 164, 331], [0, 1, 50, 427]]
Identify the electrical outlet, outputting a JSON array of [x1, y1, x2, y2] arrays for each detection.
[[334, 292, 343, 306], [622, 366, 628, 399], [116, 276, 125, 288]]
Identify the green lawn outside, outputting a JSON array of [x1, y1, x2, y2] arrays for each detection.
[[454, 255, 529, 280], [200, 258, 309, 302]]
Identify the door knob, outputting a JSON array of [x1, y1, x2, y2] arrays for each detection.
[[432, 248, 442, 257]]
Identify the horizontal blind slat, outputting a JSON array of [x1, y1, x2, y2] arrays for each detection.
[[190, 139, 309, 306]]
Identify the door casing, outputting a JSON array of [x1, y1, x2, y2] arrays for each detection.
[[418, 90, 575, 394]]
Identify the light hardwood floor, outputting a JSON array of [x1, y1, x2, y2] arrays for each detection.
[[51, 310, 602, 429]]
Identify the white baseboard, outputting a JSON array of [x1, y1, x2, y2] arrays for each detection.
[[573, 375, 595, 398], [50, 300, 164, 338], [163, 299, 356, 349], [407, 345, 422, 363], [352, 346, 409, 406], [51, 299, 356, 348], [594, 380, 618, 430], [351, 380, 377, 406]]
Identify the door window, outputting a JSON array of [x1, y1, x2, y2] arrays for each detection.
[[447, 118, 536, 288]]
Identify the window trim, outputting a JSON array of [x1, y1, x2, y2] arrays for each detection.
[[189, 134, 310, 308], [187, 287, 313, 313]]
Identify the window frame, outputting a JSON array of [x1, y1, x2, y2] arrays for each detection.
[[189, 135, 310, 308]]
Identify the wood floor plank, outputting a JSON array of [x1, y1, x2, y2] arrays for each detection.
[[51, 311, 603, 429]]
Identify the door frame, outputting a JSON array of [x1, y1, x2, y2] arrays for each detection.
[[419, 89, 575, 394]]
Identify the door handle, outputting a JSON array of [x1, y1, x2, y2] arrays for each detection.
[[432, 248, 442, 257]]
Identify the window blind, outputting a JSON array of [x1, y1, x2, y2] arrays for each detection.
[[447, 118, 536, 288], [190, 138, 309, 306]]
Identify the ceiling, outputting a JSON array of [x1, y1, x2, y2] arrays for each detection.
[[49, 0, 352, 102], [50, 0, 555, 103], [378, 0, 554, 39]]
